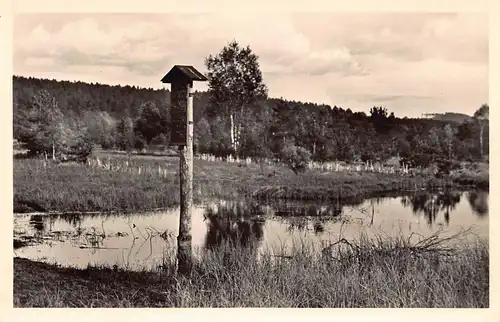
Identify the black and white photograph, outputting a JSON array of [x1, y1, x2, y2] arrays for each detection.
[[6, 0, 493, 311]]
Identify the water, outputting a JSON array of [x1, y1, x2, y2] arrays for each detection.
[[13, 190, 489, 271]]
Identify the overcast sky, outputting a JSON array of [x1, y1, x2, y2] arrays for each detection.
[[13, 12, 488, 118]]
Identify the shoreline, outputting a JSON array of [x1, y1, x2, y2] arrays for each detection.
[[14, 156, 488, 214], [13, 181, 488, 216]]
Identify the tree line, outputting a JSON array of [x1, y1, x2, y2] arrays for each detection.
[[13, 41, 489, 169]]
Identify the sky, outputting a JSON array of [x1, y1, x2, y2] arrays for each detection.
[[13, 12, 489, 118]]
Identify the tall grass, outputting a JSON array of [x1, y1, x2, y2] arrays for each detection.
[[14, 158, 180, 213], [14, 151, 487, 213], [14, 230, 488, 308]]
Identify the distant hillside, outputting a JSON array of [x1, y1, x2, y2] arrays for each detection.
[[13, 75, 486, 163], [431, 112, 472, 123]]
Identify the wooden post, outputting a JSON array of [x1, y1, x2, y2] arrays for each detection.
[[177, 83, 194, 275], [161, 65, 207, 276]]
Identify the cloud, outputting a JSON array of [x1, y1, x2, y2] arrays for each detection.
[[13, 12, 488, 117], [354, 94, 433, 103], [293, 13, 488, 64], [291, 47, 368, 76], [15, 17, 171, 71], [15, 13, 368, 79], [24, 57, 55, 67]]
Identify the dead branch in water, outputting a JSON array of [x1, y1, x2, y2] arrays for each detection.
[[321, 227, 475, 262]]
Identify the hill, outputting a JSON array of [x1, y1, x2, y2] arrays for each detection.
[[12, 75, 487, 164], [431, 112, 472, 123]]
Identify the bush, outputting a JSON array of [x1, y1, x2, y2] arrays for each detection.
[[435, 158, 462, 178], [150, 134, 168, 146], [280, 145, 311, 174], [134, 135, 147, 151], [59, 136, 94, 163]]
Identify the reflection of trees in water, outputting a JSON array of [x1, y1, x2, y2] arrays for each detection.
[[467, 191, 489, 217], [313, 221, 325, 233], [57, 213, 84, 230], [273, 202, 345, 234], [400, 190, 462, 226], [29, 215, 45, 236], [274, 203, 343, 218], [284, 217, 308, 232], [204, 201, 265, 250], [284, 217, 328, 235], [28, 215, 57, 238], [273, 198, 376, 234], [205, 198, 368, 238]]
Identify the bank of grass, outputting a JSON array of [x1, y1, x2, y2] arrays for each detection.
[[14, 157, 180, 213], [13, 152, 488, 213], [449, 161, 489, 189], [13, 231, 489, 308]]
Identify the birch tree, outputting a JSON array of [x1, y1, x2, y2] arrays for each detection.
[[473, 103, 489, 158], [443, 124, 454, 160], [205, 40, 268, 154]]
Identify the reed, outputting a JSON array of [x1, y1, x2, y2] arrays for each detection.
[[13, 229, 488, 308]]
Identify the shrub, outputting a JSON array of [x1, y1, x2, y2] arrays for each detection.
[[280, 145, 311, 174]]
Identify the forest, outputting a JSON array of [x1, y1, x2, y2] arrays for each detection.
[[13, 75, 488, 167], [12, 42, 489, 170]]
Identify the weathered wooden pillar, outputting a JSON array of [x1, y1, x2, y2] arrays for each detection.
[[177, 82, 193, 274], [161, 65, 207, 276]]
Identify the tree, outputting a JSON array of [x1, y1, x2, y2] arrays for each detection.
[[239, 114, 272, 160], [209, 116, 232, 157], [116, 117, 135, 152], [441, 124, 454, 160], [473, 103, 489, 158], [61, 118, 94, 163], [205, 40, 268, 154], [21, 89, 64, 159], [134, 101, 169, 145], [268, 100, 297, 155], [194, 117, 212, 154], [17, 89, 93, 161], [455, 120, 479, 160], [280, 143, 311, 175], [150, 133, 168, 148], [83, 111, 117, 149], [370, 106, 393, 135]]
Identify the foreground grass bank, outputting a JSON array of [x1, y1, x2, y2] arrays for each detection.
[[13, 152, 489, 213], [14, 232, 489, 308]]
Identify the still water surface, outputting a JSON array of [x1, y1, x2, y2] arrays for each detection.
[[13, 190, 488, 270]]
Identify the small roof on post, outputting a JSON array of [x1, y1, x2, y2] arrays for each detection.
[[161, 65, 208, 84]]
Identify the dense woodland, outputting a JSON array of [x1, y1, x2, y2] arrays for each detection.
[[13, 74, 489, 168]]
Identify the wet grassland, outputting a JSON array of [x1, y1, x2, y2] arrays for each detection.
[[13, 151, 489, 307]]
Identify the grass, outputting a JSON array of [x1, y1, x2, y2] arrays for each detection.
[[13, 151, 488, 214], [12, 151, 489, 308], [449, 162, 489, 189], [13, 230, 489, 308]]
